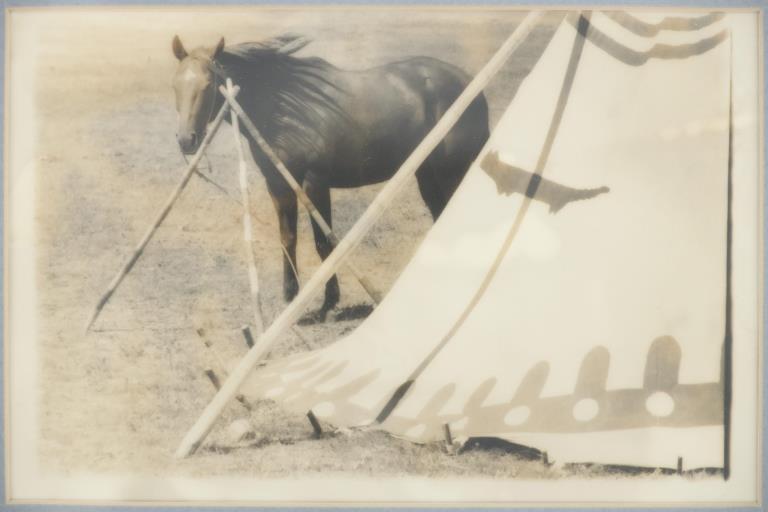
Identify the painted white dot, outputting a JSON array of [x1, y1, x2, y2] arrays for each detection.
[[504, 406, 531, 426], [405, 423, 427, 438], [572, 398, 599, 422], [263, 386, 284, 398], [313, 401, 336, 418], [646, 391, 675, 417]]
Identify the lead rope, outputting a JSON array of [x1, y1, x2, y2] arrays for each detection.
[[179, 62, 306, 297], [181, 154, 303, 289]]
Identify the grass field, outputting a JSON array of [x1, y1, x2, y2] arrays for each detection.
[[27, 8, 640, 483]]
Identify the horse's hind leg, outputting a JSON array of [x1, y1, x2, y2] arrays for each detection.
[[302, 174, 340, 318]]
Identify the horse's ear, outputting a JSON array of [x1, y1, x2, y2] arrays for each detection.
[[212, 37, 225, 60], [172, 35, 187, 61]]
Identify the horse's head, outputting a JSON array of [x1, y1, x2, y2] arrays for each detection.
[[171, 36, 225, 154]]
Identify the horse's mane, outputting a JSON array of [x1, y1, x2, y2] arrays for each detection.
[[215, 34, 347, 153]]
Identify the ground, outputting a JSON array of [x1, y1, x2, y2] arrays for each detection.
[[29, 8, 638, 482]]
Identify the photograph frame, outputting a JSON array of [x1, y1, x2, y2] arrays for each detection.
[[1, 0, 765, 509]]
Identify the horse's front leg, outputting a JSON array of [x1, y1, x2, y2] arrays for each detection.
[[270, 191, 299, 303], [302, 173, 340, 317]]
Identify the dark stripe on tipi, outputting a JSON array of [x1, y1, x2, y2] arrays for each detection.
[[375, 13, 592, 425], [602, 11, 725, 37], [570, 15, 726, 66]]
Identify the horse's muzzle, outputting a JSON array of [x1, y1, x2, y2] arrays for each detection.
[[177, 132, 200, 155]]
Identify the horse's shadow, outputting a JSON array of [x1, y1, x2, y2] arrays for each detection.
[[298, 303, 374, 326]]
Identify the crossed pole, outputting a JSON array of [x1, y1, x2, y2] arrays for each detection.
[[227, 78, 265, 336], [83, 81, 383, 334], [83, 86, 239, 333], [217, 83, 383, 305]]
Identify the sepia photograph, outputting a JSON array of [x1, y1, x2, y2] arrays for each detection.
[[4, 4, 763, 506]]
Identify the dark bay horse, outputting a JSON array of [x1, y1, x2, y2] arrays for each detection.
[[171, 34, 489, 318]]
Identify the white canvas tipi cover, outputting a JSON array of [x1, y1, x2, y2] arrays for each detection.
[[243, 14, 730, 470]]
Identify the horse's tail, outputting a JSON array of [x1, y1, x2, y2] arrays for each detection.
[[402, 56, 490, 218], [429, 62, 490, 190]]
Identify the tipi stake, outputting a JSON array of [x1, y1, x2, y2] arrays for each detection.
[[307, 410, 323, 438], [442, 423, 453, 447], [204, 369, 222, 390], [207, 369, 253, 413], [196, 328, 253, 413], [241, 325, 255, 349]]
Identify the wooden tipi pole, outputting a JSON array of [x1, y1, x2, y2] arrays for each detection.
[[227, 78, 266, 335], [84, 88, 240, 333]]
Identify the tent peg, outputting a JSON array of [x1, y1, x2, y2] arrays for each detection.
[[241, 325, 255, 349], [307, 410, 323, 438], [204, 369, 252, 413], [204, 369, 222, 390], [442, 423, 453, 446], [442, 423, 459, 455]]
